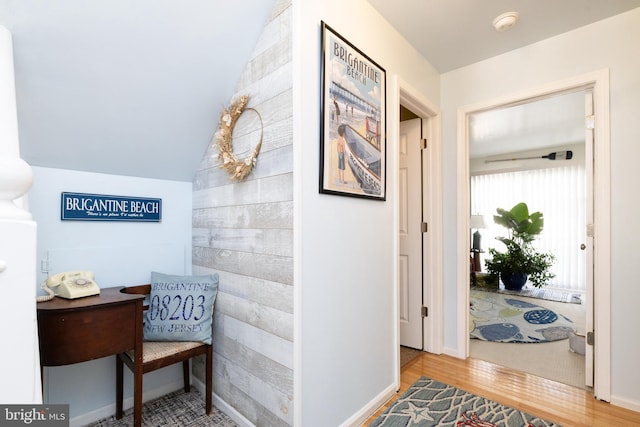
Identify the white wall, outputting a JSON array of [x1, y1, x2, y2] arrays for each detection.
[[30, 166, 193, 424], [295, 1, 439, 425], [441, 8, 640, 410]]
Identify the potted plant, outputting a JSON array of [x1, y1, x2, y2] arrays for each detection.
[[484, 202, 555, 290]]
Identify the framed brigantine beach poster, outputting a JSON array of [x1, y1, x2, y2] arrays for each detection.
[[320, 21, 386, 200]]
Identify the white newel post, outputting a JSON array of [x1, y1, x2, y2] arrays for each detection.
[[0, 25, 42, 404]]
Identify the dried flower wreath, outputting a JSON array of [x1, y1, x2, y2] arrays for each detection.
[[215, 95, 263, 181]]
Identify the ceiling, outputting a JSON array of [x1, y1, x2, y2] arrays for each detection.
[[468, 91, 585, 159], [366, 0, 640, 73], [3, 1, 640, 181], [367, 0, 640, 158]]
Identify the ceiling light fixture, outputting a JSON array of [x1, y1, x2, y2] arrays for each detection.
[[493, 11, 519, 32]]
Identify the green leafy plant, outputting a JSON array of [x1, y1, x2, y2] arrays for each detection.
[[484, 202, 555, 288]]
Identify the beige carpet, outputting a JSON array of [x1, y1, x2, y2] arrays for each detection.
[[470, 293, 586, 389], [87, 389, 237, 426], [400, 346, 422, 367]]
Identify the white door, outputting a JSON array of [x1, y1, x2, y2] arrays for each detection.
[[399, 118, 423, 349], [584, 89, 595, 388]]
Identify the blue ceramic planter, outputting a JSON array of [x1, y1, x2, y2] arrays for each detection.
[[500, 272, 528, 291]]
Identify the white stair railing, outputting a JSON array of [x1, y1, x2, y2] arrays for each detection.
[[0, 25, 42, 404]]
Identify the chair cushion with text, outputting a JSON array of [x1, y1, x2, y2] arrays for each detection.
[[144, 271, 219, 344]]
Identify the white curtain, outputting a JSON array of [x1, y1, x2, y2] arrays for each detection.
[[471, 165, 586, 292]]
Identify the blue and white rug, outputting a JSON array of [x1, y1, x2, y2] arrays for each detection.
[[470, 290, 575, 343], [470, 285, 582, 304], [370, 376, 559, 426]]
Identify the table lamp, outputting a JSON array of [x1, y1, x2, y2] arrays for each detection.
[[470, 214, 487, 271]]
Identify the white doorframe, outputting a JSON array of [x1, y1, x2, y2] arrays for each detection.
[[455, 69, 611, 401], [393, 75, 443, 388]]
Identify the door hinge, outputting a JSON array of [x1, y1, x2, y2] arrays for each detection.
[[421, 138, 428, 150], [586, 115, 595, 130], [586, 224, 595, 238], [421, 306, 428, 318], [421, 222, 428, 233], [587, 331, 594, 346]]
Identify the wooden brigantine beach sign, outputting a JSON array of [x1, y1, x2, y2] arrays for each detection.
[[320, 22, 386, 200]]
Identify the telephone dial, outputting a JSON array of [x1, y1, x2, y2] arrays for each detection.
[[37, 270, 101, 302]]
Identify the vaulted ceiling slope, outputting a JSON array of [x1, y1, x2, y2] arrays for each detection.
[[1, 0, 274, 182]]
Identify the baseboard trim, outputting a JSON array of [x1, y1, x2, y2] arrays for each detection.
[[191, 376, 255, 427], [610, 394, 640, 413], [339, 383, 397, 427], [443, 346, 464, 358], [68, 380, 184, 427]]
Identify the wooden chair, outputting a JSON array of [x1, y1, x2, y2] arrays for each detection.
[[115, 284, 212, 427]]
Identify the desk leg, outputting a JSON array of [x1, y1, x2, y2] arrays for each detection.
[[116, 356, 123, 419]]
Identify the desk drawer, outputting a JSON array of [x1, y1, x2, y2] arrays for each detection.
[[39, 302, 139, 366]]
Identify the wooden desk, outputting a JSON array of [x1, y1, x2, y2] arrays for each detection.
[[37, 287, 144, 423]]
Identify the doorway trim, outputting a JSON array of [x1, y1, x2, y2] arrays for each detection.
[[394, 76, 443, 386], [455, 69, 611, 401]]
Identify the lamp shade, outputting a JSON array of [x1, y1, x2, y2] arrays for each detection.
[[470, 214, 487, 229]]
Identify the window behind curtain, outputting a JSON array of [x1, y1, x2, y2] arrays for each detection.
[[471, 165, 586, 292]]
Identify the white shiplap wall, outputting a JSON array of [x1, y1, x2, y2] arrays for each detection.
[[191, 0, 293, 425]]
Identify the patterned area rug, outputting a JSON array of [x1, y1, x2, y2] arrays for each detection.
[[470, 290, 575, 343], [370, 376, 560, 427], [471, 285, 582, 305], [86, 389, 238, 427]]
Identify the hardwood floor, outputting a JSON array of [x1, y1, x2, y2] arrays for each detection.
[[364, 352, 640, 426]]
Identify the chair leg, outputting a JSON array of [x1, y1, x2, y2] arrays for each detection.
[[183, 360, 190, 393], [133, 361, 142, 427], [205, 346, 213, 415], [116, 355, 123, 419]]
